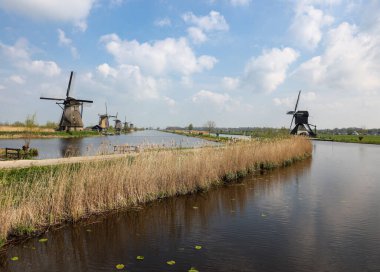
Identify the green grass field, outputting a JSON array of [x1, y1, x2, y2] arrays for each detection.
[[317, 134, 380, 144]]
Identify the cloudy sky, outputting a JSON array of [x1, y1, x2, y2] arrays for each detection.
[[0, 0, 379, 129]]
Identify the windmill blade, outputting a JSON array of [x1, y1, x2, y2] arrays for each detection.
[[75, 99, 93, 103], [40, 97, 65, 101], [105, 102, 108, 115], [66, 71, 74, 97], [81, 103, 83, 118], [294, 90, 301, 112], [289, 115, 295, 131], [287, 111, 295, 115]]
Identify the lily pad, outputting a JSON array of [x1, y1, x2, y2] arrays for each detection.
[[38, 238, 48, 243], [136, 255, 144, 260], [195, 245, 202, 250], [115, 264, 125, 270], [188, 267, 199, 272], [11, 256, 19, 261], [86, 229, 92, 232], [192, 206, 199, 209], [166, 260, 176, 265]]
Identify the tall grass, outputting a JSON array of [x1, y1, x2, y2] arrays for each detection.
[[0, 137, 311, 247]]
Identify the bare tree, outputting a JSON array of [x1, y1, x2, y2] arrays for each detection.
[[205, 120, 216, 134]]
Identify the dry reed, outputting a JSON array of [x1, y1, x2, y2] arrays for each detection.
[[0, 137, 312, 247]]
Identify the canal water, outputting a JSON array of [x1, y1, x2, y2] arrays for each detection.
[[2, 141, 380, 271], [0, 130, 215, 159]]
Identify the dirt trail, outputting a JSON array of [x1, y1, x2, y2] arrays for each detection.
[[0, 153, 138, 169]]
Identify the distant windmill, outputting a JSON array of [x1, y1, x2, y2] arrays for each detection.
[[123, 116, 129, 133], [40, 71, 93, 131], [286, 90, 317, 137], [98, 103, 116, 131], [114, 112, 122, 134]]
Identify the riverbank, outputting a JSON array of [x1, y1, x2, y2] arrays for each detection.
[[163, 129, 243, 142], [0, 129, 100, 139], [0, 137, 312, 250], [316, 134, 380, 144]]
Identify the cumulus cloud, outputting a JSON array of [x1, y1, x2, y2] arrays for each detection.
[[187, 27, 207, 44], [294, 22, 380, 93], [0, 0, 95, 31], [9, 75, 25, 84], [229, 0, 251, 7], [222, 76, 240, 91], [95, 63, 159, 100], [192, 90, 231, 108], [290, 4, 334, 50], [154, 17, 171, 27], [182, 10, 229, 44], [0, 39, 61, 77], [243, 47, 299, 93], [100, 34, 217, 76], [57, 29, 79, 58], [163, 96, 176, 107], [273, 91, 316, 107]]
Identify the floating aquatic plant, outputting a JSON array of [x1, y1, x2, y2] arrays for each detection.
[[11, 256, 19, 261], [188, 267, 199, 272], [136, 255, 144, 260], [166, 260, 176, 265], [38, 238, 48, 243], [195, 245, 202, 250], [115, 264, 125, 270]]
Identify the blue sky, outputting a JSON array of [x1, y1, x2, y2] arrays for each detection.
[[0, 0, 379, 129]]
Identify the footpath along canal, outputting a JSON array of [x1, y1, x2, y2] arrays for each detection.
[[2, 141, 380, 272]]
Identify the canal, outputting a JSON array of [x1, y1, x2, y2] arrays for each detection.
[[0, 130, 215, 159], [2, 141, 380, 271]]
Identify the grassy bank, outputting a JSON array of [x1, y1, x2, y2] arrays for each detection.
[[0, 137, 312, 248], [0, 129, 100, 139], [316, 134, 380, 144]]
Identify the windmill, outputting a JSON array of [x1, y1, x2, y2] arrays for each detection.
[[123, 116, 129, 133], [98, 103, 116, 131], [286, 90, 317, 137], [40, 71, 93, 131], [113, 112, 122, 134]]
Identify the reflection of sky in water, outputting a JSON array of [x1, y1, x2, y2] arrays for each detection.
[[4, 141, 380, 272], [0, 130, 217, 159]]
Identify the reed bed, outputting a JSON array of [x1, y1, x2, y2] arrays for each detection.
[[0, 137, 311, 248]]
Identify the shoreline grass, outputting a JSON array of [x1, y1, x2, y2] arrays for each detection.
[[0, 137, 312, 249], [316, 134, 380, 145]]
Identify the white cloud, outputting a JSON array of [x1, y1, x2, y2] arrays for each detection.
[[192, 90, 231, 107], [273, 92, 316, 107], [243, 47, 299, 93], [22, 60, 61, 76], [183, 10, 229, 32], [154, 17, 171, 27], [0, 85, 5, 90], [94, 63, 160, 100], [0, 39, 61, 77], [57, 29, 79, 58], [9, 75, 25, 84], [187, 27, 207, 44], [222, 76, 240, 91], [290, 4, 334, 50], [294, 22, 380, 93], [182, 10, 229, 44], [97, 63, 118, 78], [0, 0, 95, 31], [229, 0, 251, 7], [163, 96, 176, 107], [100, 34, 217, 76]]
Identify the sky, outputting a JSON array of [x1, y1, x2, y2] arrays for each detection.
[[0, 0, 379, 129]]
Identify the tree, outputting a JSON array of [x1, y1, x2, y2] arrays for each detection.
[[188, 123, 193, 133], [205, 120, 216, 134]]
